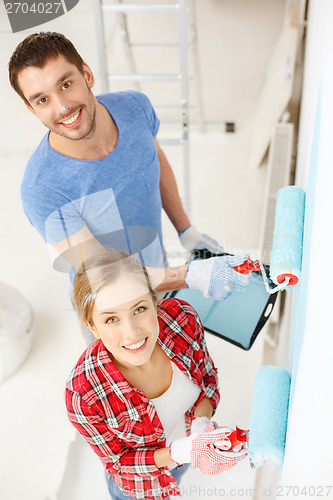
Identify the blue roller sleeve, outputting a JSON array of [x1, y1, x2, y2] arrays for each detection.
[[248, 366, 291, 468], [270, 186, 306, 286]]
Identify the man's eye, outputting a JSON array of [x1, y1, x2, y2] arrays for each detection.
[[107, 317, 118, 324], [37, 97, 47, 105], [62, 82, 71, 90]]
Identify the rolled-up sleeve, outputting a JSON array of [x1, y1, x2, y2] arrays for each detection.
[[65, 389, 161, 477], [184, 302, 220, 411]]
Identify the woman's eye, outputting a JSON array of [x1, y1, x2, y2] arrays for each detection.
[[107, 317, 118, 324], [135, 306, 146, 315], [62, 82, 71, 90], [37, 97, 47, 105]]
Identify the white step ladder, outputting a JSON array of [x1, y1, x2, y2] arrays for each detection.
[[93, 0, 204, 216]]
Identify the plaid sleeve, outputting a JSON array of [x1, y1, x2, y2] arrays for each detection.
[[65, 389, 161, 477], [197, 329, 220, 411], [180, 300, 220, 411]]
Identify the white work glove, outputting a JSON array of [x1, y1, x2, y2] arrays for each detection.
[[186, 255, 250, 301], [190, 416, 211, 434], [179, 225, 223, 253], [169, 433, 199, 466], [169, 417, 212, 465]]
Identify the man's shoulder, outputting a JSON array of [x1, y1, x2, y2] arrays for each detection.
[[23, 133, 52, 183], [97, 90, 152, 112]]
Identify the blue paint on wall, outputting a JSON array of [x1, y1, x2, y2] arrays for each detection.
[[288, 89, 322, 406]]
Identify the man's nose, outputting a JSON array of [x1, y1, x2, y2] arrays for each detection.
[[55, 98, 70, 115]]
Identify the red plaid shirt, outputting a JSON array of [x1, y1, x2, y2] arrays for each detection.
[[65, 298, 220, 500]]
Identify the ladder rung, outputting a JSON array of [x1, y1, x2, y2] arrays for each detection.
[[102, 4, 179, 13], [158, 138, 185, 146], [155, 105, 198, 112], [107, 73, 180, 81], [130, 43, 189, 49], [107, 74, 195, 82]]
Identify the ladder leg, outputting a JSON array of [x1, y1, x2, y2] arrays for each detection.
[[93, 0, 108, 93], [179, 0, 191, 217], [116, 0, 140, 92]]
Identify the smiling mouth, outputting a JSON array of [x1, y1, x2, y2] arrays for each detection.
[[60, 109, 82, 126], [123, 337, 148, 351]]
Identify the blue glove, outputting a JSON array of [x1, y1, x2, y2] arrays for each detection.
[[186, 255, 250, 301], [179, 225, 223, 253]]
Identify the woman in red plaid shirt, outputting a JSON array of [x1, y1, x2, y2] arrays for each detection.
[[65, 251, 247, 499]]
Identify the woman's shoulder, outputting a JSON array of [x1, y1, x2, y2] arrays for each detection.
[[157, 297, 202, 339], [158, 296, 199, 316], [65, 341, 116, 397]]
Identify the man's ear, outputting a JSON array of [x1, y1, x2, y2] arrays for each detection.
[[82, 62, 94, 90], [24, 100, 36, 115]]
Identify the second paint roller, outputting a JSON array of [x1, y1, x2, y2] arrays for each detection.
[[234, 185, 306, 294]]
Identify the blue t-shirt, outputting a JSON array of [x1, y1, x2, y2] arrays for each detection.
[[21, 91, 164, 272]]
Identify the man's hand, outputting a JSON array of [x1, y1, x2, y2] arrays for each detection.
[[186, 254, 250, 301], [179, 225, 223, 253]]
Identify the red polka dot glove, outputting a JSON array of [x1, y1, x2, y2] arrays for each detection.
[[191, 426, 248, 475]]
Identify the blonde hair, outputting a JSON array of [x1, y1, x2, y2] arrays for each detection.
[[73, 250, 157, 326]]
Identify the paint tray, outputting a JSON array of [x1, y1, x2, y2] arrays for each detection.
[[165, 250, 278, 350]]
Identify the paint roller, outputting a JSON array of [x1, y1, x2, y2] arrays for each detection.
[[219, 366, 291, 469], [247, 365, 291, 468], [234, 185, 306, 294]]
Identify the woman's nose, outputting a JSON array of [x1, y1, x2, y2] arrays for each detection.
[[124, 317, 141, 338]]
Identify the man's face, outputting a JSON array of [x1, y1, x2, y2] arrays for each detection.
[[17, 54, 97, 141]]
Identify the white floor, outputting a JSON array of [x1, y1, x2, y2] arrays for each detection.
[[0, 128, 267, 500], [0, 1, 282, 499]]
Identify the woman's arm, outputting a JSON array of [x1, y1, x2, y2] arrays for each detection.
[[193, 397, 214, 419], [66, 390, 161, 476], [153, 446, 173, 468], [184, 302, 221, 413]]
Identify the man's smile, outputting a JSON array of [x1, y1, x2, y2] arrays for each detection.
[[60, 108, 82, 127]]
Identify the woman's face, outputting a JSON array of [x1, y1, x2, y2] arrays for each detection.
[[88, 273, 160, 369]]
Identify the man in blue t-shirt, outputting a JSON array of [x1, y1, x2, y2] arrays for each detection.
[[8, 32, 249, 300]]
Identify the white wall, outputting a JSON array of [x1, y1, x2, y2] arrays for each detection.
[[281, 0, 333, 492]]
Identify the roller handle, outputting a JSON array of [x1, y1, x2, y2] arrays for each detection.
[[214, 427, 249, 452], [233, 257, 260, 274], [229, 427, 248, 447]]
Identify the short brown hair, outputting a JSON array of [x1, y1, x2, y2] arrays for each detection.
[[73, 250, 158, 326], [8, 32, 85, 105]]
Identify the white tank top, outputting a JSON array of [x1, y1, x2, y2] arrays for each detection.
[[150, 361, 201, 467]]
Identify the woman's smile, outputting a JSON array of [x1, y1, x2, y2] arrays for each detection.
[[123, 336, 148, 351]]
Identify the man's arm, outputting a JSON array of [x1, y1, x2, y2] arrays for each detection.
[[155, 138, 190, 234], [51, 225, 104, 271], [51, 224, 189, 291]]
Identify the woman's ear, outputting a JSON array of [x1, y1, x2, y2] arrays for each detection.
[[85, 321, 99, 339]]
